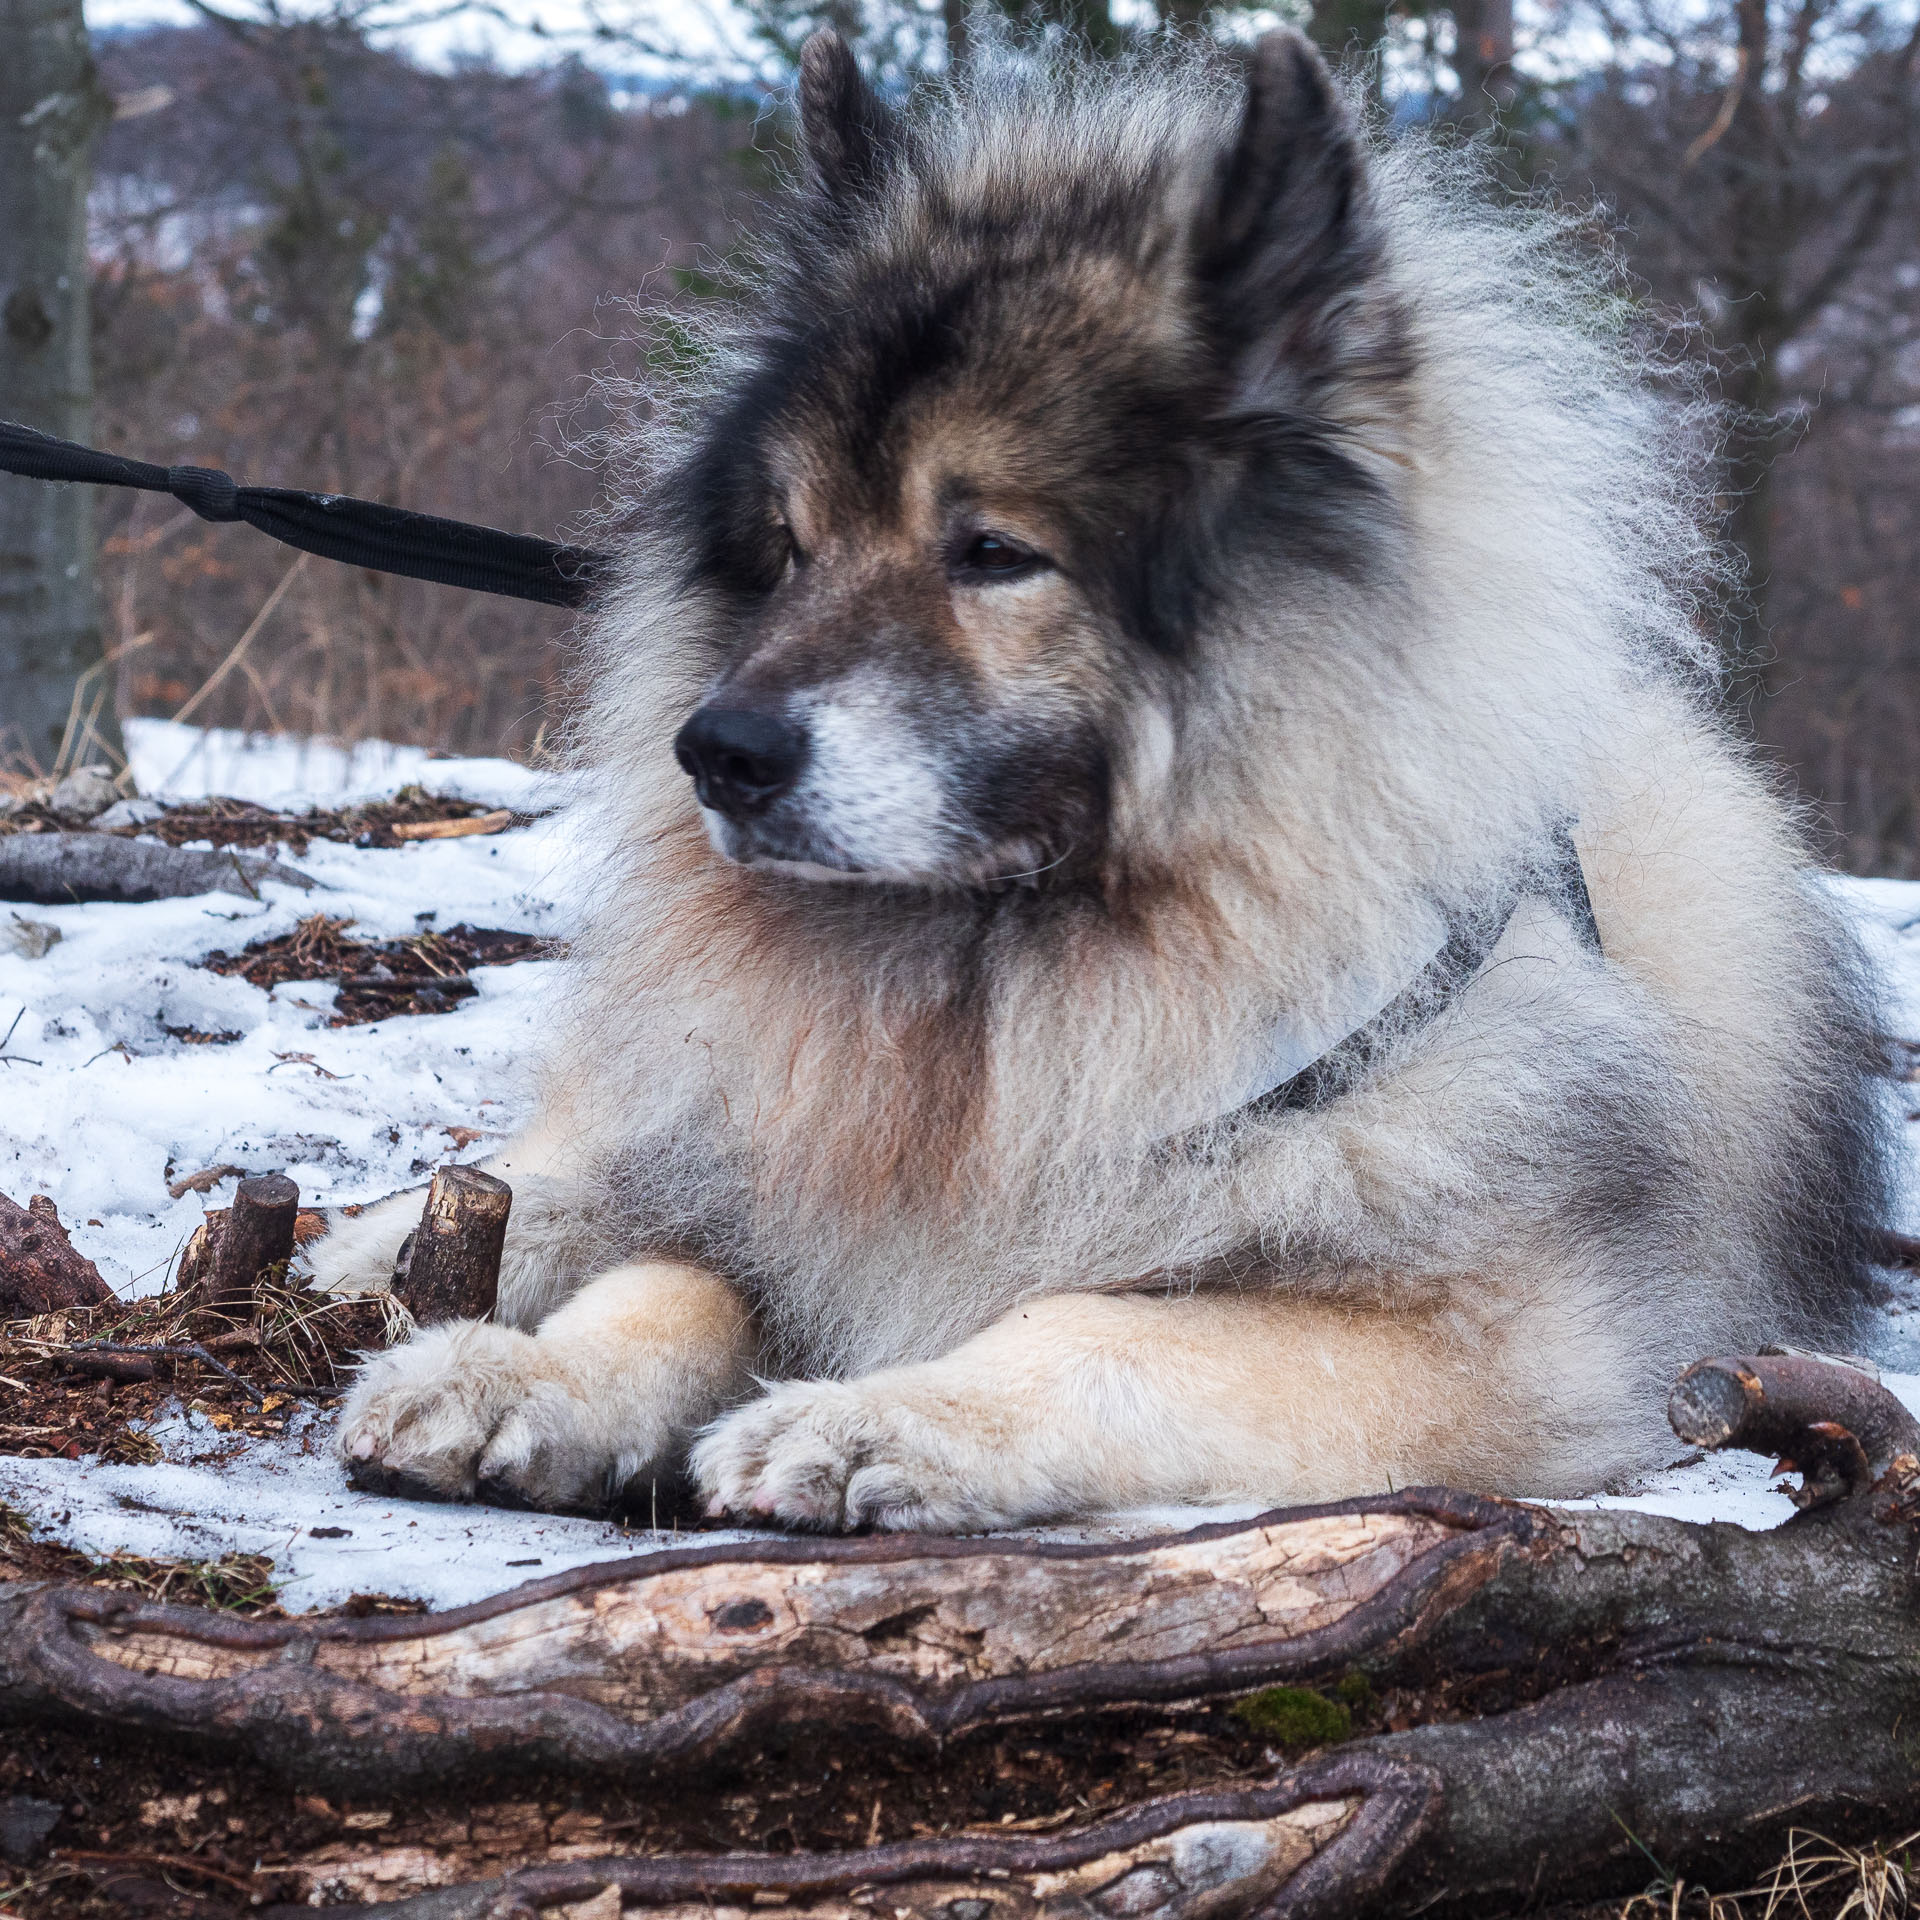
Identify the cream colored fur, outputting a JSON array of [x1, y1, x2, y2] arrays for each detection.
[[320, 43, 1889, 1528]]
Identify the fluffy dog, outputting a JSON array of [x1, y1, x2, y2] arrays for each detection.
[[317, 27, 1893, 1529]]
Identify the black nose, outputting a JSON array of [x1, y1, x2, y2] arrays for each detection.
[[674, 705, 809, 818]]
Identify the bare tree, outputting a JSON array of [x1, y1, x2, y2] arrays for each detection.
[[0, 0, 119, 774], [1448, 0, 1515, 125], [84, 12, 762, 758], [1546, 0, 1920, 687]]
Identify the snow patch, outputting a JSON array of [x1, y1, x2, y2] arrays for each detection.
[[123, 717, 568, 813]]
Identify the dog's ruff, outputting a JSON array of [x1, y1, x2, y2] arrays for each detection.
[[320, 30, 1893, 1530]]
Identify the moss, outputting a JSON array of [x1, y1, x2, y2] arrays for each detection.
[[1229, 1685, 1352, 1748], [1333, 1669, 1376, 1710]]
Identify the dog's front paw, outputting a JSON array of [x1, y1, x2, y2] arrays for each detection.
[[335, 1322, 621, 1511], [691, 1381, 1031, 1532]]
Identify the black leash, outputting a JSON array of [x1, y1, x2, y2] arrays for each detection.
[[6, 416, 1607, 1130], [0, 420, 610, 610]]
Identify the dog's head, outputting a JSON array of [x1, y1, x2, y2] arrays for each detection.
[[663, 31, 1410, 888]]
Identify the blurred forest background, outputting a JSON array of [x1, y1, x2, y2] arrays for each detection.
[[4, 0, 1918, 867]]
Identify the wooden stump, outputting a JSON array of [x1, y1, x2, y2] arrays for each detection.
[[199, 1173, 300, 1315], [393, 1165, 511, 1325], [0, 1190, 113, 1315]]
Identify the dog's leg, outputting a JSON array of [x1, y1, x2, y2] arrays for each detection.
[[335, 1260, 758, 1510], [691, 1287, 1636, 1530]]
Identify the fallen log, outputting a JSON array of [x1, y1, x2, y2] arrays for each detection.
[[0, 1191, 114, 1315], [4, 1354, 1917, 1914], [0, 832, 315, 904], [264, 1766, 1406, 1920]]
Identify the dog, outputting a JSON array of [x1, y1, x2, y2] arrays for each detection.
[[314, 26, 1894, 1530]]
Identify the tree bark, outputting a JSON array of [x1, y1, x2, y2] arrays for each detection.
[[393, 1165, 509, 1326], [0, 1189, 113, 1315], [199, 1173, 300, 1316], [4, 1356, 1919, 1912], [0, 0, 118, 775]]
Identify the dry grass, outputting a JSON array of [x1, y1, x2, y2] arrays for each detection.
[[1610, 1828, 1920, 1920], [0, 1271, 393, 1477], [0, 1500, 281, 1614]]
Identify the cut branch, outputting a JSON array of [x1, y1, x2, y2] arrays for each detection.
[[198, 1171, 300, 1316], [393, 1164, 510, 1325], [0, 833, 315, 904]]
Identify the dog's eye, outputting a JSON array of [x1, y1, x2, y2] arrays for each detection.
[[953, 533, 1045, 583]]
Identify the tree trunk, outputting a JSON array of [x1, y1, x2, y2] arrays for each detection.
[[0, 0, 117, 776], [1715, 0, 1786, 696], [1449, 0, 1515, 129], [6, 1356, 1920, 1914]]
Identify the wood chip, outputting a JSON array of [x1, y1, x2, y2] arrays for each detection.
[[389, 811, 513, 842], [167, 1165, 246, 1200]]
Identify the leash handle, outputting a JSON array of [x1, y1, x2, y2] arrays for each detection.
[[0, 419, 609, 610]]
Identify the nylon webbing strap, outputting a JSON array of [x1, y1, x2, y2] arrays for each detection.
[[1237, 823, 1602, 1123], [0, 420, 610, 609]]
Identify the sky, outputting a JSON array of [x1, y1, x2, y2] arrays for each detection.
[[79, 0, 1656, 120], [85, 0, 759, 79]]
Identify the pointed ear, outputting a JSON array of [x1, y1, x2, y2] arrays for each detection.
[[1199, 30, 1377, 372], [798, 30, 899, 203]]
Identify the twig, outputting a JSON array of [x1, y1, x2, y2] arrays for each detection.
[[56, 1849, 260, 1897], [72, 1341, 267, 1404], [57, 1335, 340, 1401], [0, 1004, 40, 1067], [162, 551, 310, 739], [268, 1051, 344, 1080]]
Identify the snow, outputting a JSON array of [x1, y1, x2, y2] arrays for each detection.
[[0, 1404, 727, 1614], [123, 716, 567, 814], [0, 789, 584, 1298], [5, 721, 1920, 1609]]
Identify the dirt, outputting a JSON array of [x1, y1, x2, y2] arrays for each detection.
[[200, 913, 558, 1026], [0, 787, 537, 853], [0, 1280, 388, 1471], [0, 1701, 1309, 1918]]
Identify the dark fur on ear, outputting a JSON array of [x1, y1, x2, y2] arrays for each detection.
[[1197, 30, 1380, 380], [798, 31, 899, 203]]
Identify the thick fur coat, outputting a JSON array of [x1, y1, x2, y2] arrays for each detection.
[[319, 28, 1894, 1528]]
